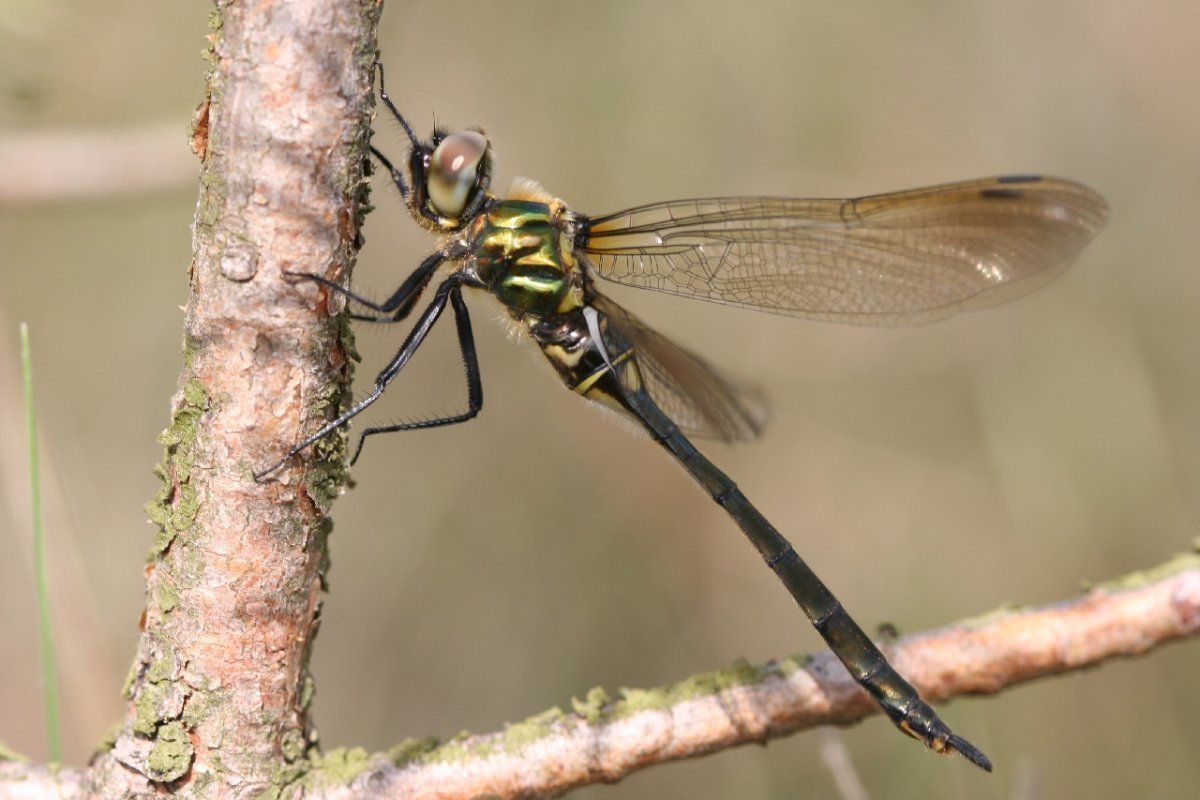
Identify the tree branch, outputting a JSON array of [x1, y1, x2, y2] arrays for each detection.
[[295, 552, 1197, 800], [3, 555, 1197, 798], [9, 551, 1195, 797], [66, 1, 379, 797]]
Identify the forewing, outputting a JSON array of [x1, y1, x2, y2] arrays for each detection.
[[582, 176, 1108, 325], [590, 292, 768, 443]]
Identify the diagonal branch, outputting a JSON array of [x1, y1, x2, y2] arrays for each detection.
[[298, 551, 1199, 800], [2, 553, 1197, 798]]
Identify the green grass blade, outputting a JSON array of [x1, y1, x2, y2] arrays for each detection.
[[20, 322, 60, 762]]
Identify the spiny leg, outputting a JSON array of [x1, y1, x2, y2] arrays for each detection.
[[371, 145, 410, 205], [253, 275, 461, 481], [625, 388, 992, 771], [285, 251, 443, 324], [375, 61, 419, 151], [350, 286, 482, 464]]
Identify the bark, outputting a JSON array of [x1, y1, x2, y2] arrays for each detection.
[[4, 553, 1197, 799], [79, 1, 379, 797]]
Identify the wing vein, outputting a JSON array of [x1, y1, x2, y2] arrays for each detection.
[[582, 176, 1107, 324]]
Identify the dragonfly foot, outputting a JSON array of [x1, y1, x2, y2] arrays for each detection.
[[252, 454, 292, 483]]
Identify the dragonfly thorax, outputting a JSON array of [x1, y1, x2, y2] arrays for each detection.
[[474, 199, 584, 318]]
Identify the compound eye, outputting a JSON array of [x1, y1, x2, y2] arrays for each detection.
[[426, 131, 488, 218]]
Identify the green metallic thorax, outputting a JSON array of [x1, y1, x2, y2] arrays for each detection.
[[473, 200, 583, 318]]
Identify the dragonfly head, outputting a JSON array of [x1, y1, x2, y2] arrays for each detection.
[[374, 62, 493, 231], [408, 128, 493, 231]]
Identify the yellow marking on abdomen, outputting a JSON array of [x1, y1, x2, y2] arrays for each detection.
[[572, 349, 635, 395]]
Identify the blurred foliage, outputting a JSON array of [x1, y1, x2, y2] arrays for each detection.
[[1, 2, 1197, 798]]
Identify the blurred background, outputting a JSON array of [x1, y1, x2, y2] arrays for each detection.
[[1, 1, 1197, 797]]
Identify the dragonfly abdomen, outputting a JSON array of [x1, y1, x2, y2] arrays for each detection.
[[529, 305, 647, 422], [623, 388, 993, 770]]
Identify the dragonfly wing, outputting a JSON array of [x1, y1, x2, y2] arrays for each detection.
[[589, 291, 769, 442], [581, 176, 1108, 325]]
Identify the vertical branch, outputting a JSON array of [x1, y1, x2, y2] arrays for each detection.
[[87, 1, 382, 796]]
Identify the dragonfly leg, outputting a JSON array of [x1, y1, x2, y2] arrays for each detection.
[[374, 62, 420, 153], [284, 251, 443, 324], [370, 144, 411, 205], [253, 274, 461, 481], [625, 388, 992, 771], [369, 61, 419, 201], [349, 286, 482, 465]]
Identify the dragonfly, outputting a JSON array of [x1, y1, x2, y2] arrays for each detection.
[[256, 63, 1108, 771]]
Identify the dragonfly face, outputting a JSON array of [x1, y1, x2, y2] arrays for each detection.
[[258, 62, 1109, 772], [403, 127, 494, 231]]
